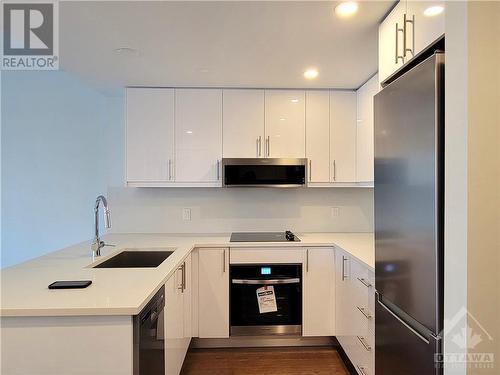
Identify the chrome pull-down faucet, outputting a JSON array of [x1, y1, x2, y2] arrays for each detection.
[[91, 195, 112, 257]]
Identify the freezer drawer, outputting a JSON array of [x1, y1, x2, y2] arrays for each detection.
[[376, 298, 441, 375]]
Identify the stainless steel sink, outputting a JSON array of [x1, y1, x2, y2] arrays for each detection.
[[93, 250, 174, 268]]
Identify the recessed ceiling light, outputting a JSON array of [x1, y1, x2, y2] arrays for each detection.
[[291, 98, 299, 103], [114, 47, 139, 56], [335, 2, 359, 18], [423, 5, 444, 17], [304, 68, 319, 79], [186, 130, 193, 134], [279, 118, 286, 121]]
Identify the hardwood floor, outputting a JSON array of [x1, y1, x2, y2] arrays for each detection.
[[180, 347, 350, 375]]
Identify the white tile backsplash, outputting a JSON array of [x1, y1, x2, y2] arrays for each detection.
[[108, 186, 373, 233]]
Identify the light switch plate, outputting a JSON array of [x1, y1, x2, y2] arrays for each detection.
[[182, 208, 191, 221]]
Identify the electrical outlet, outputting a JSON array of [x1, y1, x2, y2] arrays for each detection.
[[182, 208, 191, 221], [331, 207, 340, 218]]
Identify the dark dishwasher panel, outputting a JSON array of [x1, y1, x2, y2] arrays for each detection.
[[230, 264, 302, 336], [133, 286, 165, 375]]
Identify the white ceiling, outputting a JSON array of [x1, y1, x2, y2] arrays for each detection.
[[60, 1, 394, 92]]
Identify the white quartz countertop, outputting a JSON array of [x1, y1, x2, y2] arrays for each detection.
[[0, 232, 373, 317]]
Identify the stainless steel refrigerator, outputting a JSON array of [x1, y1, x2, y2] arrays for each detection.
[[374, 52, 444, 375]]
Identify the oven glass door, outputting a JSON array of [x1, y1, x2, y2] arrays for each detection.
[[230, 264, 302, 336]]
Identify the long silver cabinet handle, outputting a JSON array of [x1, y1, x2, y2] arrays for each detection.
[[356, 365, 369, 375], [357, 336, 372, 352], [395, 22, 405, 64], [181, 262, 186, 292], [222, 249, 226, 273], [333, 160, 337, 181], [217, 160, 220, 180], [356, 306, 373, 320], [357, 277, 372, 288], [342, 255, 348, 281], [403, 13, 415, 58], [306, 249, 309, 272], [309, 160, 312, 182], [258, 136, 262, 157], [266, 136, 270, 157], [232, 278, 300, 285], [168, 159, 172, 181]]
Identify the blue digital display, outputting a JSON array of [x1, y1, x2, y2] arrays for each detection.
[[261, 267, 271, 275]]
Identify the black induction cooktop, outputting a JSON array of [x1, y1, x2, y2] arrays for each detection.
[[230, 231, 300, 242]]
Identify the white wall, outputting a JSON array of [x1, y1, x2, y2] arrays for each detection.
[[1, 71, 112, 267], [108, 186, 374, 234]]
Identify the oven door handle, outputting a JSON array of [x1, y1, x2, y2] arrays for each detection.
[[231, 278, 300, 285]]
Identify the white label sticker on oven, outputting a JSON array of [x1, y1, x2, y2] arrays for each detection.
[[256, 285, 278, 314]]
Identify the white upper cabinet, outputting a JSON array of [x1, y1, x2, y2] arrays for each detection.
[[126, 88, 174, 183], [379, 1, 407, 85], [265, 90, 306, 158], [330, 91, 357, 183], [223, 90, 265, 158], [356, 75, 379, 183], [175, 89, 223, 183], [406, 1, 445, 56], [305, 91, 330, 183], [379, 1, 445, 85]]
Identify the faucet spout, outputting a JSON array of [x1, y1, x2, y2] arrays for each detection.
[[92, 195, 112, 256]]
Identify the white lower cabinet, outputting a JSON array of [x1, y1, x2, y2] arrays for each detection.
[[165, 259, 191, 375], [335, 248, 375, 375], [303, 247, 335, 336], [198, 248, 230, 338]]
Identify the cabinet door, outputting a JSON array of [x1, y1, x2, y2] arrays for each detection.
[[175, 89, 222, 183], [303, 248, 335, 336], [198, 248, 229, 338], [182, 254, 192, 348], [223, 90, 265, 158], [378, 1, 406, 84], [126, 88, 174, 182], [165, 269, 185, 375], [356, 75, 379, 183], [335, 249, 353, 336], [305, 91, 330, 183], [406, 1, 445, 57], [330, 91, 357, 183], [265, 90, 305, 158]]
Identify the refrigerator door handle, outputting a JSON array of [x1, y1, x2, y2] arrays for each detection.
[[376, 292, 439, 345]]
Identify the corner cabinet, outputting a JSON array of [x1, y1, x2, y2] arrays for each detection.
[[379, 0, 445, 85], [335, 248, 375, 375], [198, 248, 230, 338], [165, 255, 192, 375], [356, 75, 379, 183]]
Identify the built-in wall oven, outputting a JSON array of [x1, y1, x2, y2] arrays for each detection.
[[230, 264, 302, 336]]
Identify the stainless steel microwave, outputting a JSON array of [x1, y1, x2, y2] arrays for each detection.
[[221, 158, 307, 188]]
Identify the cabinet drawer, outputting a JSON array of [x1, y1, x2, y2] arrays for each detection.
[[229, 247, 303, 264], [354, 334, 374, 375]]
